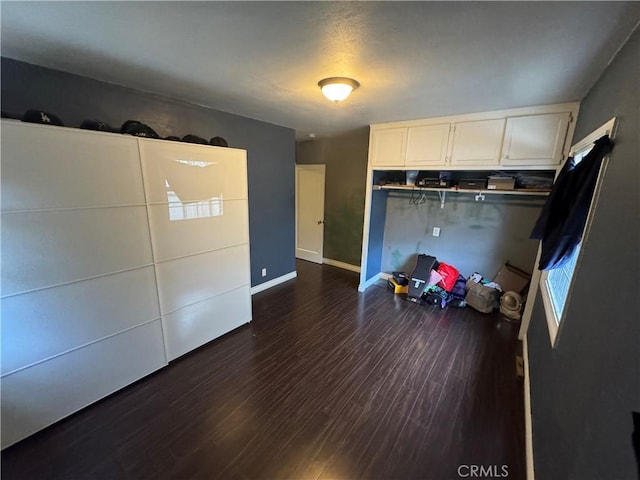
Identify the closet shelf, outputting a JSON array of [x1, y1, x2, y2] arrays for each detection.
[[373, 184, 550, 196], [374, 184, 549, 208]]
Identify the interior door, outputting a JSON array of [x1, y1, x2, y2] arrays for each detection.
[[295, 165, 325, 263]]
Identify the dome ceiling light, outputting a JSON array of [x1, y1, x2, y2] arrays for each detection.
[[318, 77, 360, 103]]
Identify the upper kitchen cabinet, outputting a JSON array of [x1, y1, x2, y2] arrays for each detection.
[[501, 113, 571, 167], [370, 127, 407, 167], [450, 118, 506, 166], [406, 123, 451, 166]]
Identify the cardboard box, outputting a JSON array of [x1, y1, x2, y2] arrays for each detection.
[[492, 263, 531, 294], [487, 176, 515, 190]]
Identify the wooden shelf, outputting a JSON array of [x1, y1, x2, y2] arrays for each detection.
[[373, 184, 550, 197]]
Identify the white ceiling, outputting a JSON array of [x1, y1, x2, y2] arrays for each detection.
[[1, 2, 639, 139]]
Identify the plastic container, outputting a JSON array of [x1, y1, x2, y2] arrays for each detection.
[[406, 170, 419, 186]]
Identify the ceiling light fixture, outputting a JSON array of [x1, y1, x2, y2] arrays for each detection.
[[318, 77, 360, 103]]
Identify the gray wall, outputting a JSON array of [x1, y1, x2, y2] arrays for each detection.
[[528, 28, 639, 479], [1, 57, 296, 287], [381, 193, 544, 278], [296, 128, 369, 266]]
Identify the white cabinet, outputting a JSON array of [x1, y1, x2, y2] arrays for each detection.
[[450, 118, 506, 166], [138, 139, 251, 362], [370, 127, 407, 167], [0, 121, 251, 448], [1, 121, 166, 449], [367, 104, 576, 171], [501, 113, 570, 167], [406, 123, 451, 166]]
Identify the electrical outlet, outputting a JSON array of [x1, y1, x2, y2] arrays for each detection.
[[261, 268, 267, 277], [432, 227, 441, 237]]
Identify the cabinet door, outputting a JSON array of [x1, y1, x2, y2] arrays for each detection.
[[406, 123, 451, 166], [450, 118, 506, 166], [501, 113, 570, 167], [370, 127, 407, 167]]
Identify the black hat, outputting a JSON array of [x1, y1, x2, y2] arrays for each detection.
[[1, 110, 22, 120], [209, 136, 229, 147], [182, 134, 209, 145], [22, 110, 64, 126], [80, 120, 115, 132], [121, 120, 159, 138]]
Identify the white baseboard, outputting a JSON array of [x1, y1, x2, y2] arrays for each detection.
[[250, 271, 297, 295], [523, 335, 535, 480], [358, 272, 382, 292], [323, 258, 361, 273]]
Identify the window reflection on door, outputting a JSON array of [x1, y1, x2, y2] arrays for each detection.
[[165, 159, 223, 221]]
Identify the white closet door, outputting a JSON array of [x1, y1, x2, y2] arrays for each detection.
[[1, 321, 166, 449], [1, 122, 144, 211], [138, 139, 251, 361], [0, 121, 166, 449], [146, 199, 249, 262], [162, 286, 252, 361], [1, 266, 160, 375], [154, 244, 250, 314], [2, 207, 153, 296], [138, 139, 248, 204]]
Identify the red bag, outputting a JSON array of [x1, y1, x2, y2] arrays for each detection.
[[436, 262, 460, 292]]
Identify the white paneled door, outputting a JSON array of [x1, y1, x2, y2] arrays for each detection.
[[295, 165, 325, 264]]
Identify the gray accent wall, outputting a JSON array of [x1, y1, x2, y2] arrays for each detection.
[[528, 28, 639, 479], [381, 193, 544, 278], [1, 57, 296, 288], [296, 128, 369, 266]]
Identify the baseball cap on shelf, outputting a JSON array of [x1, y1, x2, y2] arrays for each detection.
[[22, 110, 64, 126], [182, 134, 209, 145], [80, 120, 116, 132], [120, 120, 159, 138], [209, 136, 229, 147]]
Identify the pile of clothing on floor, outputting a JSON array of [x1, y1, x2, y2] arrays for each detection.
[[393, 254, 467, 308], [391, 255, 530, 319]]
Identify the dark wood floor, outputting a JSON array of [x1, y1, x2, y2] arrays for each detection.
[[2, 260, 525, 480]]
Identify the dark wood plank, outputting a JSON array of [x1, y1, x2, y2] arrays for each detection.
[[1, 259, 525, 480]]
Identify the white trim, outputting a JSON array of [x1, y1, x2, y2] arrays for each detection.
[[539, 280, 560, 346], [523, 336, 535, 480], [250, 271, 297, 295], [358, 166, 376, 289], [322, 258, 361, 273], [518, 247, 542, 340], [358, 272, 382, 292], [378, 272, 392, 281], [568, 117, 617, 156]]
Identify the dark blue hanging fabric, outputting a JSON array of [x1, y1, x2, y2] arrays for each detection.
[[531, 135, 613, 270]]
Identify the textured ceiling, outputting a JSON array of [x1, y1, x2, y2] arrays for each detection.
[[1, 1, 639, 139]]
